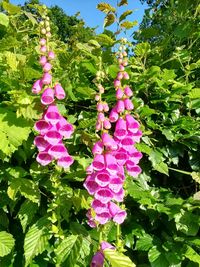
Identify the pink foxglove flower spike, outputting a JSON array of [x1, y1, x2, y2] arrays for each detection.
[[32, 7, 74, 168]]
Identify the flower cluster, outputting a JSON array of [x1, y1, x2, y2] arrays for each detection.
[[84, 40, 143, 228], [32, 7, 74, 168], [84, 80, 127, 227], [110, 40, 143, 178]]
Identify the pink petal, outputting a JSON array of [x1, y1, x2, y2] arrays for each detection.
[[44, 130, 62, 145], [113, 188, 125, 202], [57, 155, 74, 168], [95, 188, 113, 204], [92, 199, 108, 214], [92, 154, 105, 171], [48, 144, 67, 159], [34, 136, 49, 151], [109, 177, 123, 193], [105, 153, 119, 175], [41, 88, 54, 105], [34, 120, 50, 134], [92, 141, 104, 155], [95, 170, 110, 187], [36, 152, 53, 166], [95, 212, 111, 224], [114, 118, 127, 139], [44, 104, 61, 125], [54, 84, 66, 100], [90, 251, 104, 267]]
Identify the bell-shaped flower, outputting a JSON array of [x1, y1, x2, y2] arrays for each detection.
[[48, 143, 68, 159], [92, 199, 108, 214], [41, 88, 55, 105], [44, 104, 61, 125], [32, 79, 43, 94], [92, 141, 104, 155], [108, 202, 127, 224], [116, 100, 125, 113], [44, 129, 62, 145], [42, 72, 52, 85], [95, 188, 113, 204], [109, 107, 119, 122], [114, 118, 127, 139], [95, 170, 111, 187], [36, 151, 53, 166], [57, 155, 74, 168], [124, 98, 134, 110], [54, 84, 66, 100], [124, 86, 133, 97], [108, 177, 123, 193], [34, 119, 50, 134], [90, 251, 104, 267], [56, 117, 74, 138], [92, 154, 105, 171], [126, 114, 140, 133], [34, 136, 50, 151], [43, 62, 52, 72], [105, 153, 119, 175], [84, 174, 99, 195]]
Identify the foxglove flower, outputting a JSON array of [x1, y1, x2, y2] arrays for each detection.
[[32, 9, 74, 168]]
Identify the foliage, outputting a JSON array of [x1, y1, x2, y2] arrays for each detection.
[[0, 0, 199, 266]]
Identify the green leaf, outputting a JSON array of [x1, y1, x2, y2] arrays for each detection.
[[118, 0, 128, 6], [191, 172, 200, 184], [0, 231, 15, 257], [18, 200, 38, 233], [104, 249, 136, 267], [55, 235, 83, 265], [189, 88, 200, 99], [184, 245, 200, 263], [24, 217, 50, 267], [95, 34, 115, 46], [136, 234, 153, 251], [2, 2, 21, 14], [0, 13, 9, 27], [97, 3, 116, 13], [75, 87, 96, 98], [148, 246, 169, 267], [7, 178, 40, 203], [120, 20, 138, 29], [0, 108, 31, 157], [104, 13, 116, 27], [175, 210, 199, 236], [119, 10, 133, 22]]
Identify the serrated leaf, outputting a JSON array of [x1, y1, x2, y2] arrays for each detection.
[[104, 13, 116, 27], [184, 245, 200, 263], [118, 0, 128, 6], [18, 200, 38, 232], [0, 13, 9, 27], [55, 235, 83, 265], [0, 108, 31, 158], [24, 217, 50, 267], [0, 231, 15, 257], [136, 234, 153, 251], [188, 88, 200, 99], [104, 249, 136, 267], [95, 34, 115, 46], [97, 3, 116, 13], [4, 51, 18, 71], [7, 178, 40, 203], [75, 87, 96, 98], [120, 20, 138, 29], [119, 10, 133, 22]]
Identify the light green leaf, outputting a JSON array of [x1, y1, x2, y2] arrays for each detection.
[[104, 249, 136, 267], [55, 235, 83, 265], [24, 217, 50, 267], [7, 178, 40, 203], [184, 245, 200, 263], [189, 88, 200, 99], [0, 13, 9, 27], [0, 231, 15, 257], [95, 34, 115, 46], [97, 3, 116, 13], [119, 10, 133, 22], [2, 2, 21, 14], [120, 20, 138, 29], [136, 234, 153, 251], [18, 200, 38, 232], [0, 108, 31, 157]]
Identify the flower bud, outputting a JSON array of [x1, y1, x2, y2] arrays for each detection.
[[43, 62, 52, 72], [48, 51, 55, 60], [41, 28, 46, 34], [39, 38, 46, 46]]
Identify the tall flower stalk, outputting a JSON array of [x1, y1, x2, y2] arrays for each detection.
[[85, 39, 143, 266], [32, 6, 74, 169]]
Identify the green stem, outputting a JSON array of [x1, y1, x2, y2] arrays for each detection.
[[168, 167, 192, 176], [116, 223, 121, 249]]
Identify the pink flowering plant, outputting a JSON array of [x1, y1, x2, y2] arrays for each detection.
[[32, 6, 74, 169]]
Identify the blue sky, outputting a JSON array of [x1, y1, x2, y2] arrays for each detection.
[[11, 0, 148, 37]]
